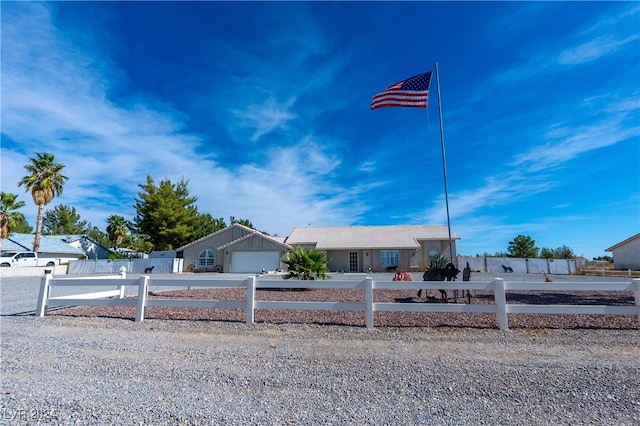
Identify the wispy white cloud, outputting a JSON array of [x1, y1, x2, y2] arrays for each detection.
[[438, 3, 639, 237], [357, 161, 376, 173], [581, 4, 640, 35], [0, 2, 360, 235], [480, 3, 639, 93], [420, 88, 638, 255], [185, 136, 367, 233], [1, 2, 637, 259], [207, 7, 351, 146], [422, 173, 556, 226], [511, 102, 638, 172], [232, 96, 297, 142], [558, 34, 640, 65]]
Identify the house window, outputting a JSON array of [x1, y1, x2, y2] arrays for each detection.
[[380, 250, 399, 267], [198, 249, 215, 267]]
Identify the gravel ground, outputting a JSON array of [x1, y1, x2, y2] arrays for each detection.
[[1, 274, 639, 425]]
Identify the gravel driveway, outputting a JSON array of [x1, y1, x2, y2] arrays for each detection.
[[1, 274, 639, 425]]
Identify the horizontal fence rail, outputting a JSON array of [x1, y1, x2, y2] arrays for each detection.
[[36, 275, 640, 330]]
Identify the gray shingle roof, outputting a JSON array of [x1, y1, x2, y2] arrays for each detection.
[[605, 233, 640, 251], [285, 225, 460, 250], [176, 223, 290, 251], [217, 232, 290, 251]]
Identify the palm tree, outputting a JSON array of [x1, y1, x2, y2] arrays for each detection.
[[106, 215, 128, 249], [0, 192, 27, 251], [18, 152, 68, 252], [282, 246, 330, 280]]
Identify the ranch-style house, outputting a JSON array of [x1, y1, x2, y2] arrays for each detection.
[[285, 225, 459, 273], [176, 224, 460, 274]]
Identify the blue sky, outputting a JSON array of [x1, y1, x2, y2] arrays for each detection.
[[1, 1, 638, 259]]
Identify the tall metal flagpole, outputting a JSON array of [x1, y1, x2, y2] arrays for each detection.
[[434, 62, 454, 263]]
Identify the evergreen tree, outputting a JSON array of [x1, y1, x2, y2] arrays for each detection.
[[230, 216, 254, 229], [553, 245, 575, 259], [121, 233, 154, 254], [540, 245, 576, 259], [191, 213, 226, 240], [539, 247, 555, 259], [42, 204, 88, 235], [132, 175, 198, 250], [9, 215, 33, 234], [86, 225, 110, 248], [507, 235, 539, 258]]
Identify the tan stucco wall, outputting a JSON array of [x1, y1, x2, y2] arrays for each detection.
[[419, 240, 458, 269], [325, 249, 422, 272], [181, 227, 287, 272], [612, 238, 640, 270], [325, 250, 352, 272]]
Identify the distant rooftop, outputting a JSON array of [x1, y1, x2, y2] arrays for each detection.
[[1, 233, 85, 255]]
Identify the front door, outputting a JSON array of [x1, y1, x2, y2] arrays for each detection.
[[349, 251, 358, 272]]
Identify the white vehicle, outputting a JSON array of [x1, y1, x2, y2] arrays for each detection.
[[0, 252, 58, 267]]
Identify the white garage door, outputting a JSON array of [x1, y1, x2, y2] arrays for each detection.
[[231, 251, 280, 273]]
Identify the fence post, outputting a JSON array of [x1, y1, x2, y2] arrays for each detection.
[[246, 275, 256, 324], [118, 267, 126, 299], [365, 277, 374, 329], [135, 275, 149, 322], [633, 278, 640, 325], [493, 278, 509, 330], [36, 273, 52, 317]]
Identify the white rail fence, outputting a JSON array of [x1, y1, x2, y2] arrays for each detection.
[[36, 275, 640, 330]]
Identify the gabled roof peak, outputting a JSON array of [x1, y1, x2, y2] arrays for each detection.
[[176, 223, 277, 251], [605, 233, 640, 251]]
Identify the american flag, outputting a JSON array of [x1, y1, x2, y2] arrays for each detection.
[[371, 71, 432, 110]]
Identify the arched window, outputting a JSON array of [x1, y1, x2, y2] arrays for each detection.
[[428, 249, 440, 259], [198, 249, 215, 267]]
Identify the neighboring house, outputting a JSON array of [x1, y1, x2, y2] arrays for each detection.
[[605, 233, 640, 270], [62, 235, 112, 259], [176, 223, 291, 273], [111, 247, 146, 259], [149, 250, 177, 259], [1, 233, 85, 263], [284, 225, 460, 273]]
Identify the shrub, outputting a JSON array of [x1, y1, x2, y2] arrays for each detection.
[[282, 246, 329, 281]]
